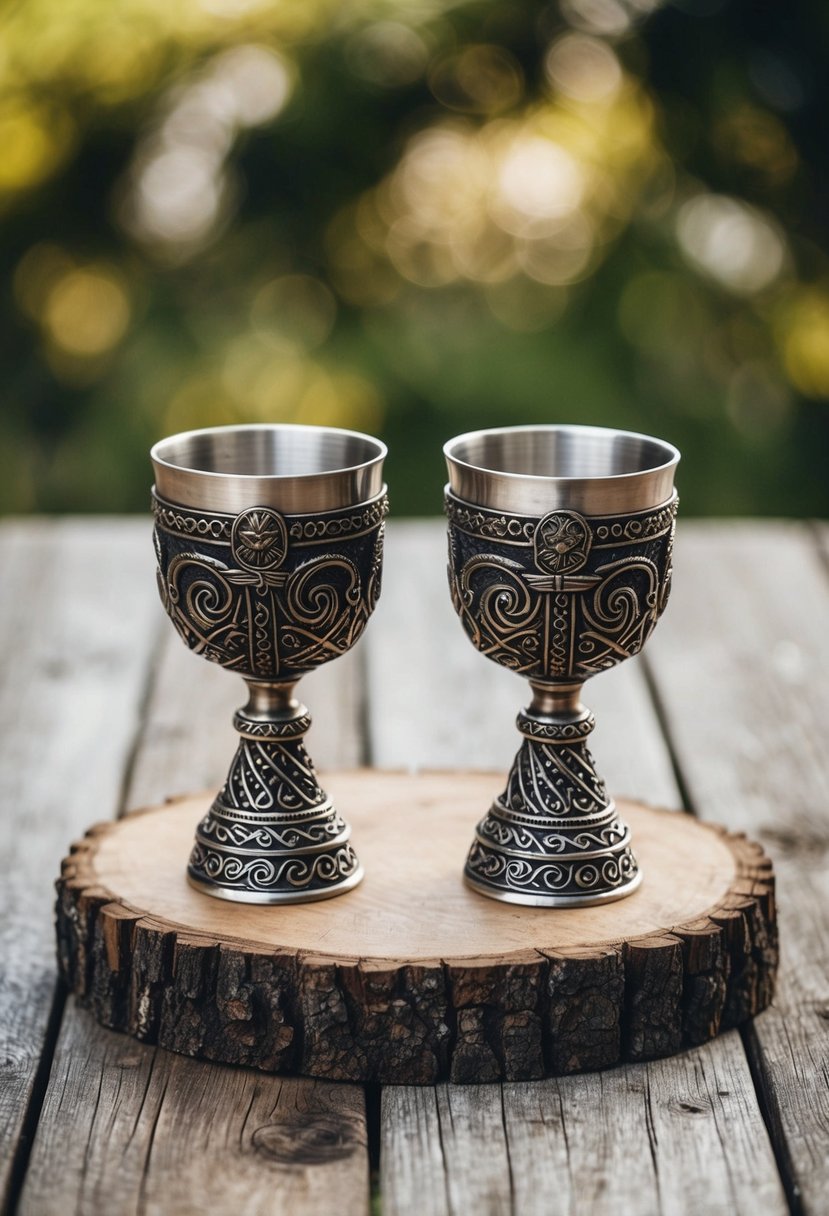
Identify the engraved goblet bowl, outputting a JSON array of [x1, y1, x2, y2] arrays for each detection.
[[444, 424, 679, 907], [151, 423, 387, 904]]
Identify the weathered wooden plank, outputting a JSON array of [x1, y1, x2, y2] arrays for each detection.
[[383, 1031, 784, 1216], [20, 527, 370, 1215], [0, 518, 159, 1209], [374, 521, 786, 1216], [18, 1005, 368, 1216], [506, 1033, 786, 1216], [647, 521, 829, 1215]]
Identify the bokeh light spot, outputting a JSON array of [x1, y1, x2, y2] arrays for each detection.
[[119, 45, 291, 258], [43, 266, 131, 357], [429, 45, 523, 115], [133, 146, 228, 244], [777, 289, 829, 399], [676, 194, 786, 295], [561, 0, 631, 38], [727, 362, 791, 435], [346, 22, 429, 88], [545, 35, 623, 104], [209, 45, 293, 126], [0, 100, 74, 193], [517, 215, 595, 285], [493, 137, 586, 234]]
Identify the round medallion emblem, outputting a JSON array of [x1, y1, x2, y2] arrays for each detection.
[[533, 510, 591, 575], [231, 507, 288, 572]]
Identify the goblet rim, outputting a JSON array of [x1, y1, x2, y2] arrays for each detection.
[[151, 422, 387, 514], [444, 423, 679, 482], [444, 423, 679, 515]]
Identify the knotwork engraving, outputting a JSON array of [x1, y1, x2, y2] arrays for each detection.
[[154, 492, 388, 683]]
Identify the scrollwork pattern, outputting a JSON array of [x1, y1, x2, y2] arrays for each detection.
[[478, 816, 626, 855], [452, 554, 542, 674], [577, 558, 660, 675], [191, 842, 360, 892], [466, 839, 637, 898], [153, 492, 387, 683], [197, 807, 348, 852], [447, 494, 675, 684]]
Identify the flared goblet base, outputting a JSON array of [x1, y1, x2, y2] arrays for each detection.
[[463, 701, 641, 907], [187, 694, 363, 905]]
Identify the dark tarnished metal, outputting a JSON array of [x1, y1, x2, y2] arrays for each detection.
[[151, 431, 387, 905], [445, 425, 679, 907], [153, 491, 386, 684]]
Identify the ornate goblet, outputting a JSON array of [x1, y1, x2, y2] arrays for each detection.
[[445, 425, 679, 907], [151, 423, 387, 904]]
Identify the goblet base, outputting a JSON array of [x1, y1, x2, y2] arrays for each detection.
[[463, 865, 642, 908], [185, 695, 364, 905], [187, 864, 364, 905], [463, 703, 641, 908]]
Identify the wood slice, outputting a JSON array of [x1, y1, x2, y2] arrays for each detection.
[[56, 771, 777, 1085]]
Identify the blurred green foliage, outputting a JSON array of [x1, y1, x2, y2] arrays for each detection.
[[1, 0, 828, 517]]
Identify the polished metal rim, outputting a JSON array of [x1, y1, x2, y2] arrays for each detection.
[[444, 423, 679, 515], [463, 867, 643, 907], [151, 422, 387, 514], [186, 865, 364, 904]]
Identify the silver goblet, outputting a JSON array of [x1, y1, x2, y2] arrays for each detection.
[[445, 424, 679, 907], [151, 423, 387, 904]]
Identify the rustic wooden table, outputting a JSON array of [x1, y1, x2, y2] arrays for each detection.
[[1, 517, 826, 1216]]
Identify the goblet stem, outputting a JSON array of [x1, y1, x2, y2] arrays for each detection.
[[187, 679, 363, 904], [464, 682, 640, 907]]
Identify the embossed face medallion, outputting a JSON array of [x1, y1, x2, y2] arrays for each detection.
[[533, 510, 591, 575], [230, 507, 288, 572]]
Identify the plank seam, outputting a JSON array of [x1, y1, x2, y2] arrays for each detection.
[[639, 655, 697, 817], [0, 980, 66, 1216], [740, 1022, 805, 1216], [365, 1081, 382, 1211]]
